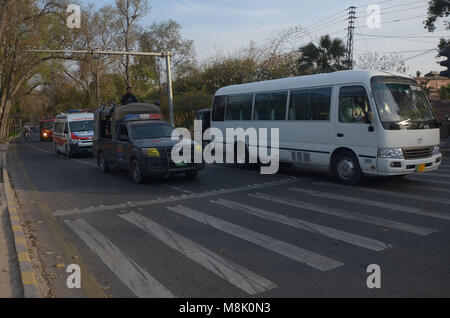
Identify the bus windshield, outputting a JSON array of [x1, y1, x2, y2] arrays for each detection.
[[131, 122, 174, 140], [371, 76, 438, 130], [70, 120, 94, 132]]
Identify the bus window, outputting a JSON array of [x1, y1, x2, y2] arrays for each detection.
[[254, 92, 287, 121], [339, 86, 371, 123], [225, 94, 253, 121], [212, 96, 227, 121], [289, 87, 332, 121]]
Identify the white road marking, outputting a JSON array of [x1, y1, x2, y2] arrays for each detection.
[[314, 181, 450, 206], [289, 187, 450, 221], [386, 182, 450, 195], [413, 172, 450, 179], [25, 143, 97, 167], [64, 219, 174, 298], [250, 193, 436, 236], [53, 178, 297, 217], [211, 199, 392, 252], [166, 205, 344, 271], [406, 176, 450, 186], [162, 185, 195, 195], [120, 212, 276, 295]]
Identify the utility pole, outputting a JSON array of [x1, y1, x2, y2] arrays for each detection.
[[26, 49, 176, 126], [346, 6, 356, 70]]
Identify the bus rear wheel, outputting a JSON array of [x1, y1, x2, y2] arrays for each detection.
[[333, 151, 362, 185]]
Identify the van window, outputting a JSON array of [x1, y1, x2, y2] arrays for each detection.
[[254, 92, 287, 121], [339, 86, 371, 123], [212, 96, 227, 121], [289, 87, 331, 121], [117, 125, 129, 139], [225, 94, 253, 121]]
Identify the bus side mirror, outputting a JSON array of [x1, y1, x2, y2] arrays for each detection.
[[365, 111, 374, 125]]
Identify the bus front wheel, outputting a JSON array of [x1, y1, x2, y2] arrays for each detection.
[[333, 151, 362, 185]]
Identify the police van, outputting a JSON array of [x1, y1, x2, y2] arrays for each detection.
[[53, 110, 95, 158], [94, 103, 204, 184]]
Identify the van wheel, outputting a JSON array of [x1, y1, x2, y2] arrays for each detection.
[[185, 170, 198, 179], [54, 143, 60, 155], [98, 152, 109, 173], [333, 151, 361, 185], [131, 159, 144, 184]]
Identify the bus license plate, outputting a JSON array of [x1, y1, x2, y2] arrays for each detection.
[[416, 164, 426, 172]]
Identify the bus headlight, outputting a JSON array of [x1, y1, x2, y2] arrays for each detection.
[[378, 148, 404, 159], [432, 146, 440, 156], [142, 148, 160, 157]]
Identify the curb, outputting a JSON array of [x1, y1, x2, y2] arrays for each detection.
[[2, 150, 40, 298]]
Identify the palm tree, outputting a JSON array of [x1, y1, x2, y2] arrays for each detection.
[[297, 35, 347, 74]]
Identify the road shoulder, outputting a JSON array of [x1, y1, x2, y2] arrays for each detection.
[[0, 143, 23, 297]]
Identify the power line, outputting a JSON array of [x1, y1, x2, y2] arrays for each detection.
[[355, 14, 428, 29], [355, 33, 449, 39], [354, 0, 395, 9], [403, 48, 437, 61], [357, 49, 437, 54], [356, 0, 427, 13], [357, 4, 428, 19]]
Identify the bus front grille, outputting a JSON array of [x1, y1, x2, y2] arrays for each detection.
[[403, 147, 433, 160]]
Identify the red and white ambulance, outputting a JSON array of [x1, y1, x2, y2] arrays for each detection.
[[53, 110, 95, 158]]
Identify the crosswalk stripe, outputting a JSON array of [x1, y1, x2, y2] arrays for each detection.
[[64, 219, 174, 298], [289, 187, 450, 221], [167, 205, 344, 271], [313, 181, 450, 206], [211, 199, 392, 252], [406, 176, 450, 186], [415, 172, 450, 179], [250, 194, 436, 236], [119, 212, 276, 295], [397, 183, 450, 195]]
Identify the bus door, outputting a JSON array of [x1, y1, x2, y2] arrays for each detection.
[[335, 85, 378, 167]]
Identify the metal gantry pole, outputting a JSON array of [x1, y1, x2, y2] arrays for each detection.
[[165, 52, 175, 126]]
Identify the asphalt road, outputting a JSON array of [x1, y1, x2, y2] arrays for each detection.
[[6, 134, 450, 298]]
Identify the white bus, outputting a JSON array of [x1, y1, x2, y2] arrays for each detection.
[[210, 70, 443, 184]]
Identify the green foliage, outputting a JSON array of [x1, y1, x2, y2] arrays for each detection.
[[297, 35, 347, 74], [424, 0, 449, 32], [441, 84, 450, 100]]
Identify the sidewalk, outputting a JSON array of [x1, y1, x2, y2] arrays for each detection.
[[0, 143, 22, 298]]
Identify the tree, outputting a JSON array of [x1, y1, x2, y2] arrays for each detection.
[[297, 35, 347, 74], [424, 0, 449, 32], [0, 0, 71, 137], [138, 19, 195, 100], [356, 53, 408, 73], [114, 0, 150, 86], [441, 84, 450, 100]]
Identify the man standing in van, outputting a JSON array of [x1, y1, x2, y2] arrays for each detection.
[[120, 86, 138, 105]]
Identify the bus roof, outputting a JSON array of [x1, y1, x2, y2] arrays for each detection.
[[214, 70, 414, 96]]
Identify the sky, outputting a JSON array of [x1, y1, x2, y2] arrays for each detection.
[[79, 0, 450, 76]]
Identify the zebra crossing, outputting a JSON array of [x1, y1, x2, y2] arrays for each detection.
[[62, 167, 450, 297]]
